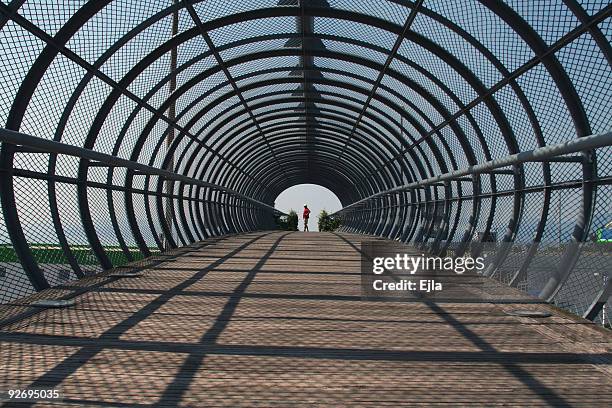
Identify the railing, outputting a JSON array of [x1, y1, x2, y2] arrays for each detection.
[[333, 132, 612, 324], [0, 128, 284, 304]]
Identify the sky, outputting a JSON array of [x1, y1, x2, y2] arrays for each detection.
[[274, 184, 342, 232]]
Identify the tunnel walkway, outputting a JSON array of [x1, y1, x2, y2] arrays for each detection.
[[0, 231, 611, 407]]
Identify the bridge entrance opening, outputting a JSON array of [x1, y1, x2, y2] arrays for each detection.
[[275, 184, 342, 232]]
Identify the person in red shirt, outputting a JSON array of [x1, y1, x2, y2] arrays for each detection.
[[303, 204, 311, 231]]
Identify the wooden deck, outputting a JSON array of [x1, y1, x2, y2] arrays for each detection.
[[0, 231, 611, 407]]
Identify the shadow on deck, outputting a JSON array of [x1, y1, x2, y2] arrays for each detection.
[[0, 232, 610, 407]]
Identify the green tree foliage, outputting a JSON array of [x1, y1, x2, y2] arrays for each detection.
[[274, 214, 287, 230], [287, 210, 299, 231], [274, 210, 299, 231], [318, 209, 341, 232]]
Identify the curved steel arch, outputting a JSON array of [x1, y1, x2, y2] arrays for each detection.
[[0, 0, 610, 324]]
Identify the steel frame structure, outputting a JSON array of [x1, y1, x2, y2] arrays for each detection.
[[0, 0, 610, 323]]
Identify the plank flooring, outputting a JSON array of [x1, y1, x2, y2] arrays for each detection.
[[0, 231, 610, 407]]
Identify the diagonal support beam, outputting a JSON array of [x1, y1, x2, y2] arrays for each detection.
[[337, 0, 424, 160], [351, 3, 612, 183], [0, 2, 270, 194], [183, 0, 289, 183]]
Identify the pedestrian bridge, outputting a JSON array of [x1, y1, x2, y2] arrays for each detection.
[[0, 0, 611, 405]]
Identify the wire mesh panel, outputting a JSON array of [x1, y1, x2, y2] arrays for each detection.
[[0, 213, 36, 304], [13, 177, 76, 287], [495, 191, 544, 284], [555, 184, 612, 317]]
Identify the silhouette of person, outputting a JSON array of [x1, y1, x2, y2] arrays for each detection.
[[303, 204, 311, 232]]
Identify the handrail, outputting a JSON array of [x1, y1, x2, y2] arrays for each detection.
[[0, 128, 284, 215], [332, 131, 612, 215]]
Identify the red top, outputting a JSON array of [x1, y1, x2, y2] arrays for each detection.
[[303, 207, 311, 219]]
